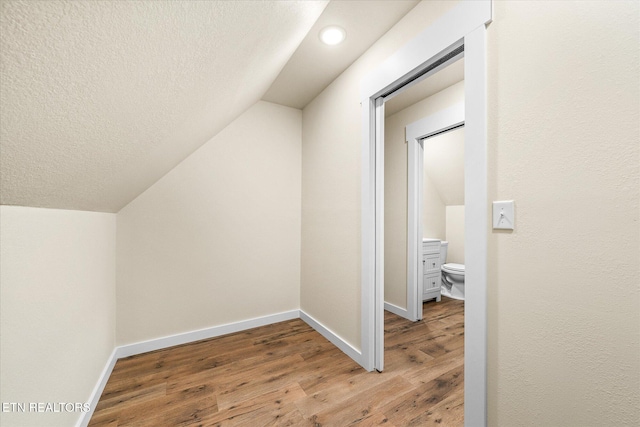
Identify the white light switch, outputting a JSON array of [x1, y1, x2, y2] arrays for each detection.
[[493, 200, 515, 230]]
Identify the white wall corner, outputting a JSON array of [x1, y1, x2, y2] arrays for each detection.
[[75, 349, 119, 427], [383, 302, 411, 320], [300, 310, 363, 367]]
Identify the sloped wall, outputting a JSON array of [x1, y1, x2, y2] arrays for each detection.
[[116, 101, 302, 345]]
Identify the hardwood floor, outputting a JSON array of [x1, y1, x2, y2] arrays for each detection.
[[89, 297, 464, 426]]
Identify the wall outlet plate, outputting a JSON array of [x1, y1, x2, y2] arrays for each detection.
[[493, 200, 515, 230]]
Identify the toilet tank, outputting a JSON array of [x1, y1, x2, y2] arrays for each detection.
[[440, 241, 448, 265]]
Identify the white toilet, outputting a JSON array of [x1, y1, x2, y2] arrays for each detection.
[[439, 241, 465, 300]]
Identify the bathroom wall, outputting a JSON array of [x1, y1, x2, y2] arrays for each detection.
[[0, 206, 116, 427], [423, 124, 465, 265], [486, 1, 639, 425], [423, 126, 464, 207], [425, 126, 464, 266], [423, 173, 446, 241], [445, 205, 464, 264], [382, 81, 463, 310], [116, 101, 301, 345]]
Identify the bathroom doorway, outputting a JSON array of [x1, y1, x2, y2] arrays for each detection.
[[407, 102, 466, 319], [383, 57, 465, 323]]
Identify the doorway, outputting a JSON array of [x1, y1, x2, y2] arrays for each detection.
[[384, 57, 465, 324], [407, 101, 465, 321], [359, 2, 491, 425]]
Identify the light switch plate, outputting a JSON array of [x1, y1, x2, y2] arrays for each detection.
[[493, 200, 515, 230]]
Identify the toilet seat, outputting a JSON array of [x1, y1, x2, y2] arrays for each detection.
[[442, 263, 465, 274], [441, 263, 465, 301]]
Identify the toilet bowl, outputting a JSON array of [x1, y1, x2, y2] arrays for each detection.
[[439, 242, 465, 300]]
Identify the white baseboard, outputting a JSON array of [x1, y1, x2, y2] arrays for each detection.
[[76, 348, 118, 427], [384, 301, 412, 320], [116, 310, 300, 358], [76, 310, 299, 426], [299, 310, 362, 366]]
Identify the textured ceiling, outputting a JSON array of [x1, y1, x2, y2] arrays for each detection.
[[262, 0, 419, 109], [0, 0, 327, 212]]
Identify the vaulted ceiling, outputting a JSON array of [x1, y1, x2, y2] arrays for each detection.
[[0, 0, 418, 213]]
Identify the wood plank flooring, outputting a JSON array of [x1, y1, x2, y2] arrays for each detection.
[[89, 297, 464, 426]]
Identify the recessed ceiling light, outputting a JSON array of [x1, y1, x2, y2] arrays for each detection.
[[319, 26, 346, 46]]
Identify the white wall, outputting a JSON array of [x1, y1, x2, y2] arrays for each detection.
[[425, 125, 465, 265], [423, 171, 446, 241], [0, 206, 116, 427], [423, 126, 465, 207], [116, 101, 301, 345], [445, 205, 464, 264], [383, 81, 464, 310], [487, 1, 640, 425], [383, 107, 409, 309]]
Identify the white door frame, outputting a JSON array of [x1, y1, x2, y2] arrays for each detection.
[[360, 1, 491, 425], [407, 102, 465, 322]]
